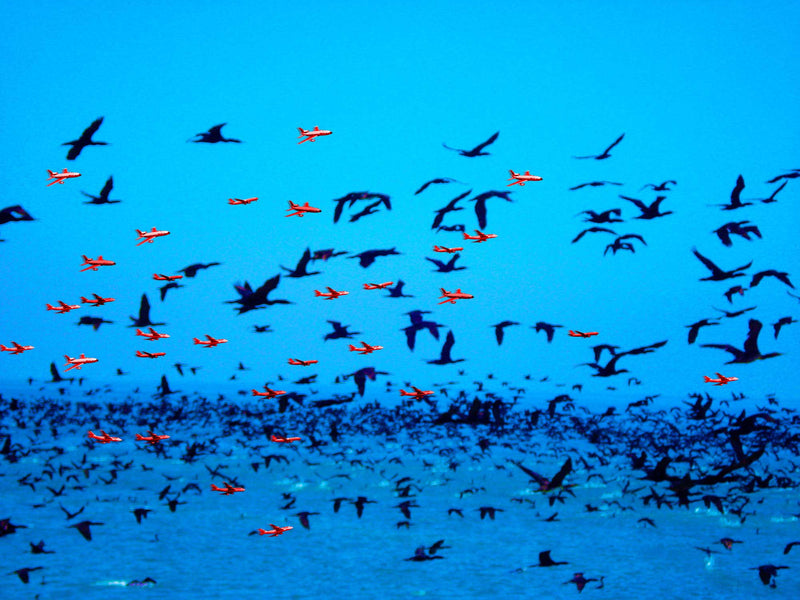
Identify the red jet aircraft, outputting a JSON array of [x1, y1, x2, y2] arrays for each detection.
[[80, 294, 115, 306], [81, 255, 116, 272], [463, 230, 497, 243], [228, 197, 258, 205], [46, 300, 80, 314], [47, 168, 81, 186], [271, 435, 302, 443], [704, 373, 739, 385], [87, 430, 121, 443], [363, 282, 393, 290], [288, 358, 318, 366], [507, 170, 543, 186], [257, 524, 293, 536], [297, 126, 332, 144], [438, 288, 474, 305], [193, 335, 228, 348], [315, 287, 349, 300], [135, 431, 170, 444], [211, 482, 245, 495], [64, 353, 98, 371], [136, 228, 171, 246], [400, 386, 435, 400], [136, 328, 170, 341], [153, 273, 183, 281], [0, 342, 34, 355], [433, 245, 463, 253], [568, 330, 599, 338], [136, 350, 166, 359], [286, 201, 322, 217], [348, 341, 384, 355], [252, 386, 287, 399]]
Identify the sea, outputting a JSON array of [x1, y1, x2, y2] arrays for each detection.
[[0, 387, 798, 600]]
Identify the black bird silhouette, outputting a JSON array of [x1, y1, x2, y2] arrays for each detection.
[[436, 224, 466, 233], [783, 541, 800, 555], [750, 564, 789, 587], [692, 248, 752, 282], [530, 550, 569, 567], [294, 511, 320, 529], [227, 275, 292, 314], [570, 181, 623, 190], [129, 294, 166, 327], [159, 281, 184, 301], [352, 496, 377, 518], [281, 248, 321, 278], [69, 520, 103, 541], [348, 248, 401, 268], [712, 221, 762, 247], [10, 567, 43, 584], [571, 227, 617, 244], [405, 546, 444, 561], [324, 321, 360, 341], [685, 318, 721, 344], [402, 310, 443, 350], [154, 375, 179, 398], [576, 208, 623, 223], [386, 280, 414, 298], [332, 192, 391, 223], [76, 316, 114, 331], [491, 321, 519, 345], [29, 540, 54, 554], [179, 262, 221, 278], [426, 253, 466, 273], [431, 190, 470, 229], [81, 176, 120, 204], [348, 200, 386, 223], [619, 195, 673, 219], [773, 316, 797, 339], [604, 234, 646, 255], [415, 178, 461, 195], [573, 133, 624, 160], [442, 131, 499, 157], [712, 305, 756, 319], [701, 319, 782, 363], [427, 330, 464, 365], [759, 180, 788, 204], [512, 457, 572, 491], [766, 168, 800, 183], [533, 321, 563, 342], [749, 269, 794, 289], [0, 205, 35, 240], [63, 117, 108, 160], [188, 123, 241, 143], [476, 506, 504, 520], [132, 508, 152, 524], [471, 190, 513, 229], [641, 180, 677, 191], [715, 175, 750, 210]]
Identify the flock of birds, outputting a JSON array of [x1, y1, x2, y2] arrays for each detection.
[[1, 117, 799, 593]]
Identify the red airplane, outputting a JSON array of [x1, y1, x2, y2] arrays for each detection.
[[228, 197, 258, 205], [47, 168, 81, 186], [252, 387, 287, 399], [46, 300, 81, 314], [297, 126, 332, 144], [257, 524, 293, 537], [153, 273, 183, 281], [271, 435, 302, 443], [136, 350, 166, 359], [438, 288, 474, 305], [288, 358, 318, 366], [80, 294, 115, 306], [568, 330, 599, 338], [507, 170, 543, 186], [315, 287, 349, 300], [286, 200, 321, 217], [363, 282, 393, 290], [433, 245, 463, 253], [193, 334, 228, 348], [463, 230, 497, 243], [135, 431, 170, 444], [704, 373, 739, 385], [64, 353, 98, 371], [210, 482, 245, 495], [0, 342, 34, 355], [400, 386, 435, 400], [136, 327, 170, 341], [348, 341, 384, 355], [87, 430, 121, 443], [136, 228, 171, 246], [81, 255, 116, 272]]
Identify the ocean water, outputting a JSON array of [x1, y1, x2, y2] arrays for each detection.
[[1, 390, 798, 599]]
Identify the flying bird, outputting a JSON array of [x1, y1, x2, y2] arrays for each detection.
[[701, 319, 782, 363], [692, 248, 752, 281], [442, 131, 499, 157], [63, 117, 108, 160], [188, 123, 242, 143], [573, 133, 624, 160], [81, 177, 120, 204]]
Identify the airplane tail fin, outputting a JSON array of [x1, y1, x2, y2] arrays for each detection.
[[440, 288, 448, 295], [135, 434, 145, 440], [46, 303, 54, 310], [462, 232, 470, 240], [0, 345, 8, 351], [314, 290, 323, 296], [297, 127, 306, 136], [81, 255, 91, 264], [192, 338, 201, 344], [703, 376, 712, 382], [47, 169, 56, 177], [80, 297, 90, 303], [508, 170, 517, 178], [348, 344, 357, 351], [64, 354, 72, 363], [135, 229, 145, 238]]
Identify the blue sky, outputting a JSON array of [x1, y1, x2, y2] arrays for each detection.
[[1, 1, 798, 404]]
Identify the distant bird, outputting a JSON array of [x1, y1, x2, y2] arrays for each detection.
[[750, 564, 789, 587], [10, 567, 43, 584], [442, 131, 499, 157], [129, 294, 166, 327], [415, 178, 461, 195], [405, 546, 444, 561], [402, 310, 443, 350], [324, 321, 360, 341], [685, 318, 720, 344], [572, 227, 617, 244], [533, 321, 563, 343], [570, 181, 623, 190], [723, 285, 746, 303], [179, 262, 221, 278], [293, 511, 319, 529], [0, 205, 35, 235], [226, 275, 292, 314], [386, 280, 414, 298], [619, 195, 672, 219], [783, 541, 800, 555], [348, 248, 401, 268], [132, 508, 152, 524], [715, 175, 751, 210], [431, 190, 470, 229], [491, 321, 519, 345], [576, 208, 623, 223], [713, 221, 761, 247], [76, 316, 113, 331], [765, 168, 800, 184], [772, 316, 797, 339], [188, 123, 241, 143], [281, 248, 321, 278], [530, 550, 569, 567], [563, 572, 599, 592], [701, 319, 782, 363], [427, 330, 464, 365], [749, 269, 794, 289], [712, 305, 756, 319], [69, 520, 103, 541], [471, 190, 513, 229], [476, 506, 504, 520], [573, 133, 624, 160], [641, 180, 676, 191], [63, 117, 108, 160], [159, 281, 184, 301], [426, 253, 466, 273], [758, 181, 787, 204], [692, 248, 751, 282], [81, 177, 120, 204], [604, 234, 646, 256]]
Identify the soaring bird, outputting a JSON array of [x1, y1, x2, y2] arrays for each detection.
[[575, 208, 623, 223], [431, 190, 470, 229], [442, 131, 499, 157], [569, 181, 623, 190], [491, 321, 519, 345], [692, 248, 751, 281], [641, 180, 677, 191], [129, 294, 166, 327], [685, 318, 720, 344], [573, 133, 624, 160], [188, 123, 242, 143], [281, 248, 321, 278], [712, 221, 761, 247], [179, 262, 221, 278], [226, 275, 292, 314], [415, 178, 461, 195], [81, 176, 120, 204], [427, 330, 464, 365], [471, 190, 513, 230], [348, 248, 401, 268], [714, 175, 751, 210], [619, 195, 672, 219], [701, 319, 782, 363], [533, 321, 563, 342], [63, 117, 108, 160], [749, 269, 794, 289], [426, 253, 466, 273]]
